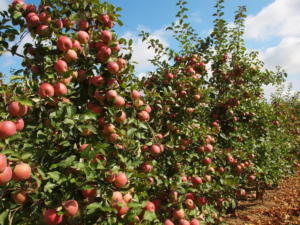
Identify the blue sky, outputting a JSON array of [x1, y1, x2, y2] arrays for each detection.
[[1, 0, 299, 96]]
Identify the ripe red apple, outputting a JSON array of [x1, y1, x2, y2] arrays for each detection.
[[196, 196, 206, 205], [0, 166, 12, 185], [44, 209, 64, 225], [54, 82, 68, 96], [8, 101, 28, 117], [57, 36, 72, 52], [0, 121, 17, 139], [141, 162, 153, 173], [204, 144, 213, 152], [185, 199, 195, 210], [39, 83, 54, 98], [114, 96, 125, 108], [90, 75, 104, 87], [72, 40, 82, 53], [131, 90, 140, 100], [36, 24, 49, 35], [106, 90, 118, 101], [100, 30, 113, 43], [192, 176, 202, 185], [116, 58, 127, 70], [55, 19, 63, 29], [0, 154, 7, 173], [64, 49, 78, 62], [203, 157, 212, 165], [78, 20, 89, 30], [145, 201, 156, 212], [138, 111, 150, 121], [63, 200, 78, 216], [77, 31, 89, 44], [164, 219, 175, 225], [173, 209, 185, 219], [112, 191, 123, 202], [99, 14, 113, 27], [107, 62, 119, 74], [13, 163, 31, 181], [145, 105, 152, 113], [13, 191, 27, 204], [112, 199, 128, 216], [26, 12, 40, 27], [186, 193, 195, 200], [96, 45, 111, 62], [54, 59, 68, 74], [115, 111, 126, 123], [114, 172, 128, 188], [14, 118, 25, 131], [82, 187, 97, 198], [39, 12, 51, 24], [179, 219, 190, 225], [123, 193, 132, 203], [190, 219, 200, 225], [150, 144, 161, 155]]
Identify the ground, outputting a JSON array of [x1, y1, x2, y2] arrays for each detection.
[[225, 171, 300, 225]]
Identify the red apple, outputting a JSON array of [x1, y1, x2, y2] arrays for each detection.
[[64, 49, 78, 62], [39, 12, 51, 24], [115, 111, 126, 123], [114, 96, 125, 108], [106, 90, 118, 101], [54, 82, 68, 96], [90, 75, 104, 87], [54, 59, 68, 74], [78, 20, 89, 30], [0, 121, 17, 139], [190, 219, 200, 225], [13, 163, 31, 181], [141, 162, 153, 173], [192, 176, 202, 185], [100, 30, 113, 43], [0, 166, 12, 185], [13, 191, 27, 204], [173, 209, 185, 219], [131, 90, 140, 100], [114, 172, 128, 188], [196, 196, 206, 205], [179, 219, 190, 225], [77, 31, 89, 44], [112, 199, 128, 216], [138, 111, 150, 121], [63, 200, 78, 216], [55, 19, 63, 29], [0, 154, 7, 173], [57, 36, 72, 52], [8, 101, 28, 117], [203, 157, 212, 165], [96, 45, 111, 62], [44, 209, 63, 225], [164, 219, 175, 225], [82, 187, 97, 198], [26, 12, 40, 27], [145, 201, 156, 212], [14, 118, 25, 131], [107, 62, 119, 74], [39, 83, 54, 98]]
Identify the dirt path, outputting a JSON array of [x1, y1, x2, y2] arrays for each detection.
[[224, 171, 300, 225]]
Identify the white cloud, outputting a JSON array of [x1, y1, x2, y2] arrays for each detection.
[[245, 0, 300, 40], [261, 37, 300, 74], [0, 0, 8, 11], [122, 27, 171, 73]]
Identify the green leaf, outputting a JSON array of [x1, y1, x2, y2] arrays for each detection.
[[143, 211, 156, 221], [48, 171, 61, 181], [0, 210, 8, 225]]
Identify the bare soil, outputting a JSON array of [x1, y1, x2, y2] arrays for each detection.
[[224, 171, 300, 225]]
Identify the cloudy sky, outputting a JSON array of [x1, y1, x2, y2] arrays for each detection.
[[1, 0, 299, 96]]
